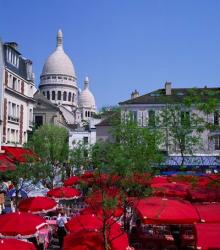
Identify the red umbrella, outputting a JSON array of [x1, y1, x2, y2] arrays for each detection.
[[0, 154, 16, 172], [194, 203, 220, 223], [188, 187, 219, 202], [0, 212, 47, 238], [151, 182, 189, 199], [85, 188, 121, 207], [63, 230, 131, 250], [150, 176, 169, 185], [65, 214, 122, 236], [134, 197, 199, 224], [195, 223, 220, 250], [0, 239, 36, 250], [18, 197, 57, 214], [63, 176, 79, 186], [65, 214, 103, 233], [47, 187, 80, 200], [81, 205, 124, 218]]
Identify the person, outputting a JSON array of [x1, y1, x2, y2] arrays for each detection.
[[56, 211, 67, 248]]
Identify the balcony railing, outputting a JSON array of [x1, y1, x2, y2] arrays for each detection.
[[8, 115, 19, 123]]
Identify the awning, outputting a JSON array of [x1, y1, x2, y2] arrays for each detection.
[[0, 154, 16, 172], [2, 146, 38, 163], [195, 223, 220, 250], [162, 156, 220, 166]]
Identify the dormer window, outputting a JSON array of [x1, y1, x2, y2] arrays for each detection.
[[6, 47, 19, 68]]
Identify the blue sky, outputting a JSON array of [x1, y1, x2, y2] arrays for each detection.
[[1, 0, 220, 109]]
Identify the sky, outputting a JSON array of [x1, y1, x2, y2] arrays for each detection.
[[1, 0, 220, 109]]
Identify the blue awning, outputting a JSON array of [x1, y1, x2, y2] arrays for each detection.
[[161, 156, 220, 166]]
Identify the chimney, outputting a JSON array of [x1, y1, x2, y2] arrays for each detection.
[[7, 42, 18, 50], [131, 89, 139, 99], [165, 82, 172, 95]]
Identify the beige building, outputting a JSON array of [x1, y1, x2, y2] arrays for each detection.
[[0, 40, 35, 147]]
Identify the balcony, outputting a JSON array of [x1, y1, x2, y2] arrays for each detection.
[[8, 115, 19, 124]]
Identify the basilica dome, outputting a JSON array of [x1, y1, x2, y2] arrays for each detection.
[[41, 30, 76, 77], [79, 77, 96, 109]]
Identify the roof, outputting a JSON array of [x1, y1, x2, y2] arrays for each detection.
[[34, 91, 60, 111], [41, 30, 75, 78], [95, 111, 120, 127], [119, 87, 220, 105], [3, 44, 31, 81]]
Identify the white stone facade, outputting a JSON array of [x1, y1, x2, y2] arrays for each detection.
[[37, 30, 97, 148]]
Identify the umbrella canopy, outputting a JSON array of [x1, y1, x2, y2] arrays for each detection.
[[63, 176, 79, 186], [65, 214, 122, 236], [2, 146, 39, 163], [194, 203, 220, 223], [63, 230, 130, 250], [0, 154, 16, 172], [65, 214, 103, 233], [151, 182, 189, 199], [134, 196, 199, 224], [81, 205, 124, 218], [7, 188, 28, 199], [0, 239, 36, 250], [85, 188, 121, 208], [195, 223, 220, 250], [0, 212, 47, 238], [18, 197, 57, 214], [47, 187, 80, 200], [188, 187, 219, 202], [150, 176, 169, 185]]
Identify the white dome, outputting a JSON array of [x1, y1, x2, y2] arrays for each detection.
[[79, 78, 96, 108], [41, 30, 76, 77]]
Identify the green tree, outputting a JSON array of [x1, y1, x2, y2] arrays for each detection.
[[159, 103, 205, 166], [28, 124, 69, 187]]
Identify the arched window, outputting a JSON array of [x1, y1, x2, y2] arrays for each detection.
[[43, 91, 45, 96], [52, 91, 55, 100], [88, 111, 90, 117], [47, 91, 50, 100], [85, 111, 87, 117], [58, 91, 61, 100], [72, 93, 75, 102], [63, 91, 67, 101], [68, 92, 71, 102]]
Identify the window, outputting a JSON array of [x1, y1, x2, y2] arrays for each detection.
[[58, 76, 62, 79], [181, 111, 190, 126], [43, 91, 45, 96], [72, 93, 75, 102], [12, 103, 16, 117], [29, 109, 33, 125], [63, 91, 67, 101], [47, 91, 50, 100], [148, 110, 155, 127], [58, 91, 61, 100], [129, 111, 137, 122], [17, 80, 20, 92], [7, 48, 19, 67], [35, 116, 43, 127], [83, 137, 89, 144], [12, 77, 16, 90], [52, 76, 56, 79], [52, 91, 55, 100], [214, 111, 219, 125], [68, 92, 71, 102], [214, 136, 220, 150], [85, 111, 87, 117]]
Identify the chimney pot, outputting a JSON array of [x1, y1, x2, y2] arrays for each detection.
[[165, 82, 172, 95]]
